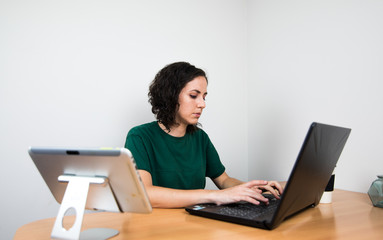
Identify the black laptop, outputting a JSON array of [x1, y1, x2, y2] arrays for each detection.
[[185, 122, 351, 230]]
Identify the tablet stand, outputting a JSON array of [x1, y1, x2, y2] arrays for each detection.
[[51, 175, 119, 240]]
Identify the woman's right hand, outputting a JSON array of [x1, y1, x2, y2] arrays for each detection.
[[212, 180, 275, 205]]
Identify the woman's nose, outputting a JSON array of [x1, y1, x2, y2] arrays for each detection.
[[198, 97, 206, 109]]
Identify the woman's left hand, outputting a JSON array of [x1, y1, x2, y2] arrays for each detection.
[[253, 181, 284, 199]]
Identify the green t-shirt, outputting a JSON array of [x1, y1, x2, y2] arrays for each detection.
[[125, 121, 225, 190]]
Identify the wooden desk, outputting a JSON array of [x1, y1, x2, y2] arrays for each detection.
[[14, 189, 383, 240]]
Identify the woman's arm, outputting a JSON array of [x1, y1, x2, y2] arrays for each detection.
[[139, 170, 215, 208], [139, 170, 283, 208]]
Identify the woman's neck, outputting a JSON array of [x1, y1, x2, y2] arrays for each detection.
[[158, 122, 187, 137]]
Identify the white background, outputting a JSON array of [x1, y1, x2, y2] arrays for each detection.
[[1, 1, 382, 239]]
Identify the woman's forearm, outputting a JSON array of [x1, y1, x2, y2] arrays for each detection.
[[145, 185, 217, 208]]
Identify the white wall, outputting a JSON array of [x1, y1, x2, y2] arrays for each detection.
[[248, 0, 383, 192], [1, 0, 382, 239], [0, 1, 248, 238]]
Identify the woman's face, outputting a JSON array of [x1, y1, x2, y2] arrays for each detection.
[[176, 76, 207, 128]]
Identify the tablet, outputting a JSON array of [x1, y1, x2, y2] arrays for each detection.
[[29, 147, 152, 214]]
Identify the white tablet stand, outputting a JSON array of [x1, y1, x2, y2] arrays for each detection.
[[51, 175, 119, 240]]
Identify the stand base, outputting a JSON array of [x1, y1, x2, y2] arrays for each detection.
[[80, 228, 119, 240], [52, 175, 119, 240]]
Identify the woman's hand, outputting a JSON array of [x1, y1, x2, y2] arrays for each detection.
[[212, 180, 283, 206], [253, 180, 284, 199]]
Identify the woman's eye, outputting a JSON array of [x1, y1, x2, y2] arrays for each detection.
[[190, 95, 197, 99]]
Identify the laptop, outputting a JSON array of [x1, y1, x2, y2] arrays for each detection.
[[185, 122, 351, 230]]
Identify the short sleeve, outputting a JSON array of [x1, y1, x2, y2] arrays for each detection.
[[205, 135, 226, 179], [125, 133, 152, 174]]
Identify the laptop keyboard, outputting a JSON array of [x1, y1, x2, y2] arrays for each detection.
[[216, 194, 280, 220]]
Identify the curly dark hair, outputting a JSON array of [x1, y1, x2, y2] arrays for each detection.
[[148, 62, 207, 133]]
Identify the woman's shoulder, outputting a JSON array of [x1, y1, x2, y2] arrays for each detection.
[[128, 121, 159, 136], [190, 126, 211, 141], [194, 126, 207, 135]]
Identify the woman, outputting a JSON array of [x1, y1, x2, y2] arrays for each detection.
[[125, 62, 283, 208]]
